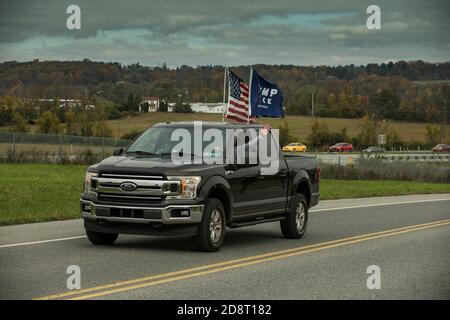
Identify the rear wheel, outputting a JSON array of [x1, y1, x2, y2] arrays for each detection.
[[193, 198, 226, 252], [280, 193, 308, 239], [86, 229, 118, 245]]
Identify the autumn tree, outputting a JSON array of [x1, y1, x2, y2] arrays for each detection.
[[10, 112, 28, 132], [37, 111, 60, 134], [64, 110, 77, 135], [424, 124, 440, 146], [93, 121, 113, 138], [159, 100, 168, 112], [369, 88, 401, 120], [306, 119, 334, 147], [386, 128, 403, 149], [77, 112, 93, 137], [357, 114, 388, 147], [277, 122, 296, 146]]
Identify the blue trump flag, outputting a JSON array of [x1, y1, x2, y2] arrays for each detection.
[[249, 69, 284, 118]]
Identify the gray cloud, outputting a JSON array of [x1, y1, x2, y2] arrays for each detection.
[[0, 0, 449, 66]]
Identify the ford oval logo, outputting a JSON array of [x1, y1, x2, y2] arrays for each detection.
[[119, 182, 137, 191]]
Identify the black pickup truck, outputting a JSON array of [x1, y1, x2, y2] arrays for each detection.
[[81, 122, 320, 251]]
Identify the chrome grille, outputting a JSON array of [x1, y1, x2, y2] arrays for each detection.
[[100, 173, 164, 180], [93, 173, 180, 201]]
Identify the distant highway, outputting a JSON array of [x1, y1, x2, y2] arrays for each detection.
[[288, 151, 450, 165], [0, 194, 449, 300]]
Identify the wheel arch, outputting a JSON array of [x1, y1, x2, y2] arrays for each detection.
[[291, 170, 312, 207], [199, 176, 233, 222]]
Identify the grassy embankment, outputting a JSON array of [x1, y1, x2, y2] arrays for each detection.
[[98, 113, 441, 143], [1, 163, 449, 225], [2, 112, 434, 142]]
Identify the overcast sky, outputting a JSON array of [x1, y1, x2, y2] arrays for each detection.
[[0, 0, 449, 67]]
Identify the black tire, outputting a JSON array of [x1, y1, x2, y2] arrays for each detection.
[[86, 229, 118, 245], [192, 198, 226, 252], [280, 193, 308, 239]]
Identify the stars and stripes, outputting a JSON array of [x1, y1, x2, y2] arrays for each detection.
[[225, 70, 254, 123]]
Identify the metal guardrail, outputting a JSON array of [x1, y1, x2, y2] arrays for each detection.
[[298, 151, 450, 166], [375, 153, 450, 163]]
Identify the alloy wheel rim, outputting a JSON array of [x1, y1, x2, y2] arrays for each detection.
[[209, 209, 223, 243], [295, 202, 305, 232]]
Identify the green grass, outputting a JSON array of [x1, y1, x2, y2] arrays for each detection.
[[320, 179, 450, 200], [0, 164, 87, 225], [1, 164, 449, 225]]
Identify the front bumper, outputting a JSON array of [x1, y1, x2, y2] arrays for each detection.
[[81, 199, 204, 224], [81, 199, 204, 236]]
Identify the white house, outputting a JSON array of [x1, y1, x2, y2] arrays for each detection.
[[165, 102, 226, 113], [190, 102, 226, 114], [167, 102, 176, 113], [139, 96, 160, 112], [23, 98, 88, 110]]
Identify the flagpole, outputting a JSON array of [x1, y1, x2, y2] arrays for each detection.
[[247, 66, 253, 124], [222, 67, 227, 122]]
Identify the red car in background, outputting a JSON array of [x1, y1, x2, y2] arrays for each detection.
[[329, 142, 353, 152]]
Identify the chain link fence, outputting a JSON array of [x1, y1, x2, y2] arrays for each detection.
[[0, 132, 131, 164]]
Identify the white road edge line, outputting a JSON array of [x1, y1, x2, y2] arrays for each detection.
[[0, 236, 87, 249], [310, 198, 450, 212], [1, 198, 449, 249]]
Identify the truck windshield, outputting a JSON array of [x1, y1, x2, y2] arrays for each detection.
[[125, 125, 275, 161], [127, 127, 187, 156], [126, 126, 227, 157]]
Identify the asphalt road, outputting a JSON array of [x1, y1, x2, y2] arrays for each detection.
[[0, 194, 449, 300]]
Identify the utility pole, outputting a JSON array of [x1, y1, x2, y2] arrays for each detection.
[[222, 67, 227, 122], [442, 100, 447, 143], [311, 91, 315, 118]]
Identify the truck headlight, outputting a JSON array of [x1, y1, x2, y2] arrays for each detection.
[[84, 172, 97, 194], [166, 176, 201, 199]]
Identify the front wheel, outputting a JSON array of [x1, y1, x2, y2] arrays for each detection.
[[280, 194, 308, 239], [192, 198, 226, 252], [86, 229, 118, 245]]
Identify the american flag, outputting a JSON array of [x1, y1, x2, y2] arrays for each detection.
[[225, 70, 254, 123]]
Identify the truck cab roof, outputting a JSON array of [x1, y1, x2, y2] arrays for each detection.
[[153, 121, 265, 129]]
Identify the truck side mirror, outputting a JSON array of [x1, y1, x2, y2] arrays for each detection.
[[113, 147, 124, 156]]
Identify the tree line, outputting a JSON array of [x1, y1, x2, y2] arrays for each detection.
[[0, 59, 449, 123]]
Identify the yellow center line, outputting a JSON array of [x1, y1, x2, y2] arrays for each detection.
[[35, 219, 450, 300]]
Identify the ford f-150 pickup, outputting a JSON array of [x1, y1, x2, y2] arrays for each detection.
[[81, 122, 320, 251]]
